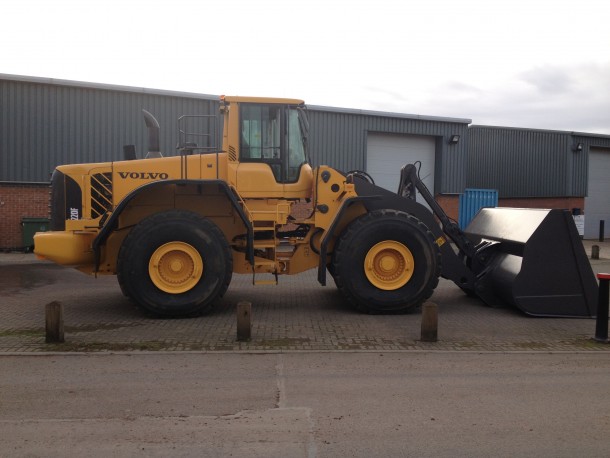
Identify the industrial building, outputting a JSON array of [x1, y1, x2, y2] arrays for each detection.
[[1, 73, 609, 249], [468, 126, 610, 238]]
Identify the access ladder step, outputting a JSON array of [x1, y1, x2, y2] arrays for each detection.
[[254, 279, 278, 286], [252, 269, 279, 286], [252, 221, 276, 231], [253, 239, 277, 249]]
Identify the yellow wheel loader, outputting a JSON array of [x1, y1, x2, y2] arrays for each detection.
[[34, 96, 597, 318]]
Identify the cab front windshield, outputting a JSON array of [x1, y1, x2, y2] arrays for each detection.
[[240, 104, 309, 183]]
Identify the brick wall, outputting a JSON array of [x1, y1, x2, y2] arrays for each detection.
[[436, 195, 586, 222], [0, 184, 50, 250], [435, 194, 459, 221], [0, 184, 587, 251], [498, 197, 585, 213]]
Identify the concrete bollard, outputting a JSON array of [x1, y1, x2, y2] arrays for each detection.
[[236, 301, 252, 341], [592, 245, 600, 260], [45, 301, 65, 343], [420, 301, 438, 342]]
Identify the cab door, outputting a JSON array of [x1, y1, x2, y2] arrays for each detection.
[[233, 103, 312, 199]]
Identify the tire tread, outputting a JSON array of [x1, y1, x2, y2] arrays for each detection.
[[332, 209, 441, 314]]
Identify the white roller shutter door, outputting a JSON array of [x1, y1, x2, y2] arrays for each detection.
[[585, 147, 610, 238], [366, 133, 436, 206]]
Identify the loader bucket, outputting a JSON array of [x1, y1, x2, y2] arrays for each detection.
[[465, 208, 597, 317]]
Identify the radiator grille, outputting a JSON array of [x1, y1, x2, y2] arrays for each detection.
[[229, 145, 237, 162], [91, 172, 113, 218]]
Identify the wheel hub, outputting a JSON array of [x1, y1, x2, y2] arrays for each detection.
[[149, 242, 203, 294], [364, 241, 414, 290]]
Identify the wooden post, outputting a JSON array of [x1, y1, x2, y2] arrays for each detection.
[[591, 245, 600, 260], [236, 301, 252, 341], [420, 301, 438, 342], [45, 301, 65, 343]]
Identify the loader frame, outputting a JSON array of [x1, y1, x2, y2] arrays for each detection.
[[34, 95, 598, 319]]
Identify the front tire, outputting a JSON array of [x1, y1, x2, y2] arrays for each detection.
[[117, 210, 232, 317], [332, 210, 441, 313]]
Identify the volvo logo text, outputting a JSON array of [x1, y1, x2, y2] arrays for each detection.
[[118, 172, 169, 180]]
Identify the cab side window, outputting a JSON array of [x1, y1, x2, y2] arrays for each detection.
[[240, 104, 307, 183], [241, 106, 280, 157], [287, 109, 306, 182]]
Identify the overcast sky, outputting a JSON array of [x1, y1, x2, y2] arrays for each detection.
[[3, 0, 609, 133]]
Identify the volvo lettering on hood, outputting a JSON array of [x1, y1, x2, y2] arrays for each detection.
[[117, 171, 169, 180]]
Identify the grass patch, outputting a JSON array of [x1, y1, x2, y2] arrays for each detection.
[[453, 341, 480, 348], [513, 341, 550, 349], [256, 337, 311, 347], [64, 323, 142, 333], [44, 340, 168, 352], [560, 338, 610, 349], [0, 328, 44, 337]]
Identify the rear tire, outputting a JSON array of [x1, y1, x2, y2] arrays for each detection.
[[332, 210, 440, 313], [117, 210, 232, 317]]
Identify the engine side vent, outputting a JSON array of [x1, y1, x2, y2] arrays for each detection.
[[91, 172, 113, 218], [229, 145, 237, 162]]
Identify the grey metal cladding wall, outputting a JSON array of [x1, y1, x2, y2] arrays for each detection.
[[307, 110, 366, 172], [306, 107, 470, 193], [0, 78, 219, 182], [0, 75, 470, 192], [572, 133, 610, 196], [468, 126, 578, 198]]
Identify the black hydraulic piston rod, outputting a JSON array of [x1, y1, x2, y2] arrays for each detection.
[[397, 163, 475, 258]]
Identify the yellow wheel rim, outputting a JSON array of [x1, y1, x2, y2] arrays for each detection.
[[149, 242, 203, 294], [364, 241, 414, 290]]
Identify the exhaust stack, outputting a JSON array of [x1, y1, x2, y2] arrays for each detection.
[[142, 109, 162, 158]]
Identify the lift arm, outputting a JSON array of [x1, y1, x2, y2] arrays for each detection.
[[397, 164, 475, 259]]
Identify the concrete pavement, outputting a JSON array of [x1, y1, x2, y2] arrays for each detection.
[[1, 352, 609, 457], [2, 241, 610, 457]]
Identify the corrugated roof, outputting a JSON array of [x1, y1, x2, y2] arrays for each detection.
[[470, 124, 610, 140], [0, 73, 219, 100], [309, 104, 471, 125], [0, 74, 471, 125]]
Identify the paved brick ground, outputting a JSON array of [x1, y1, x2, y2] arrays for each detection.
[[1, 240, 609, 353]]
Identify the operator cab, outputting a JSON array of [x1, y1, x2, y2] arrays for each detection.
[[240, 104, 308, 184], [224, 96, 313, 199]]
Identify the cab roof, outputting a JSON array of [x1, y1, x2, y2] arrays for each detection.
[[220, 95, 304, 105]]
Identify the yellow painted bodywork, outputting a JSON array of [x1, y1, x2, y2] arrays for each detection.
[[34, 95, 369, 284], [230, 162, 314, 198], [34, 230, 96, 266], [111, 153, 226, 205]]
